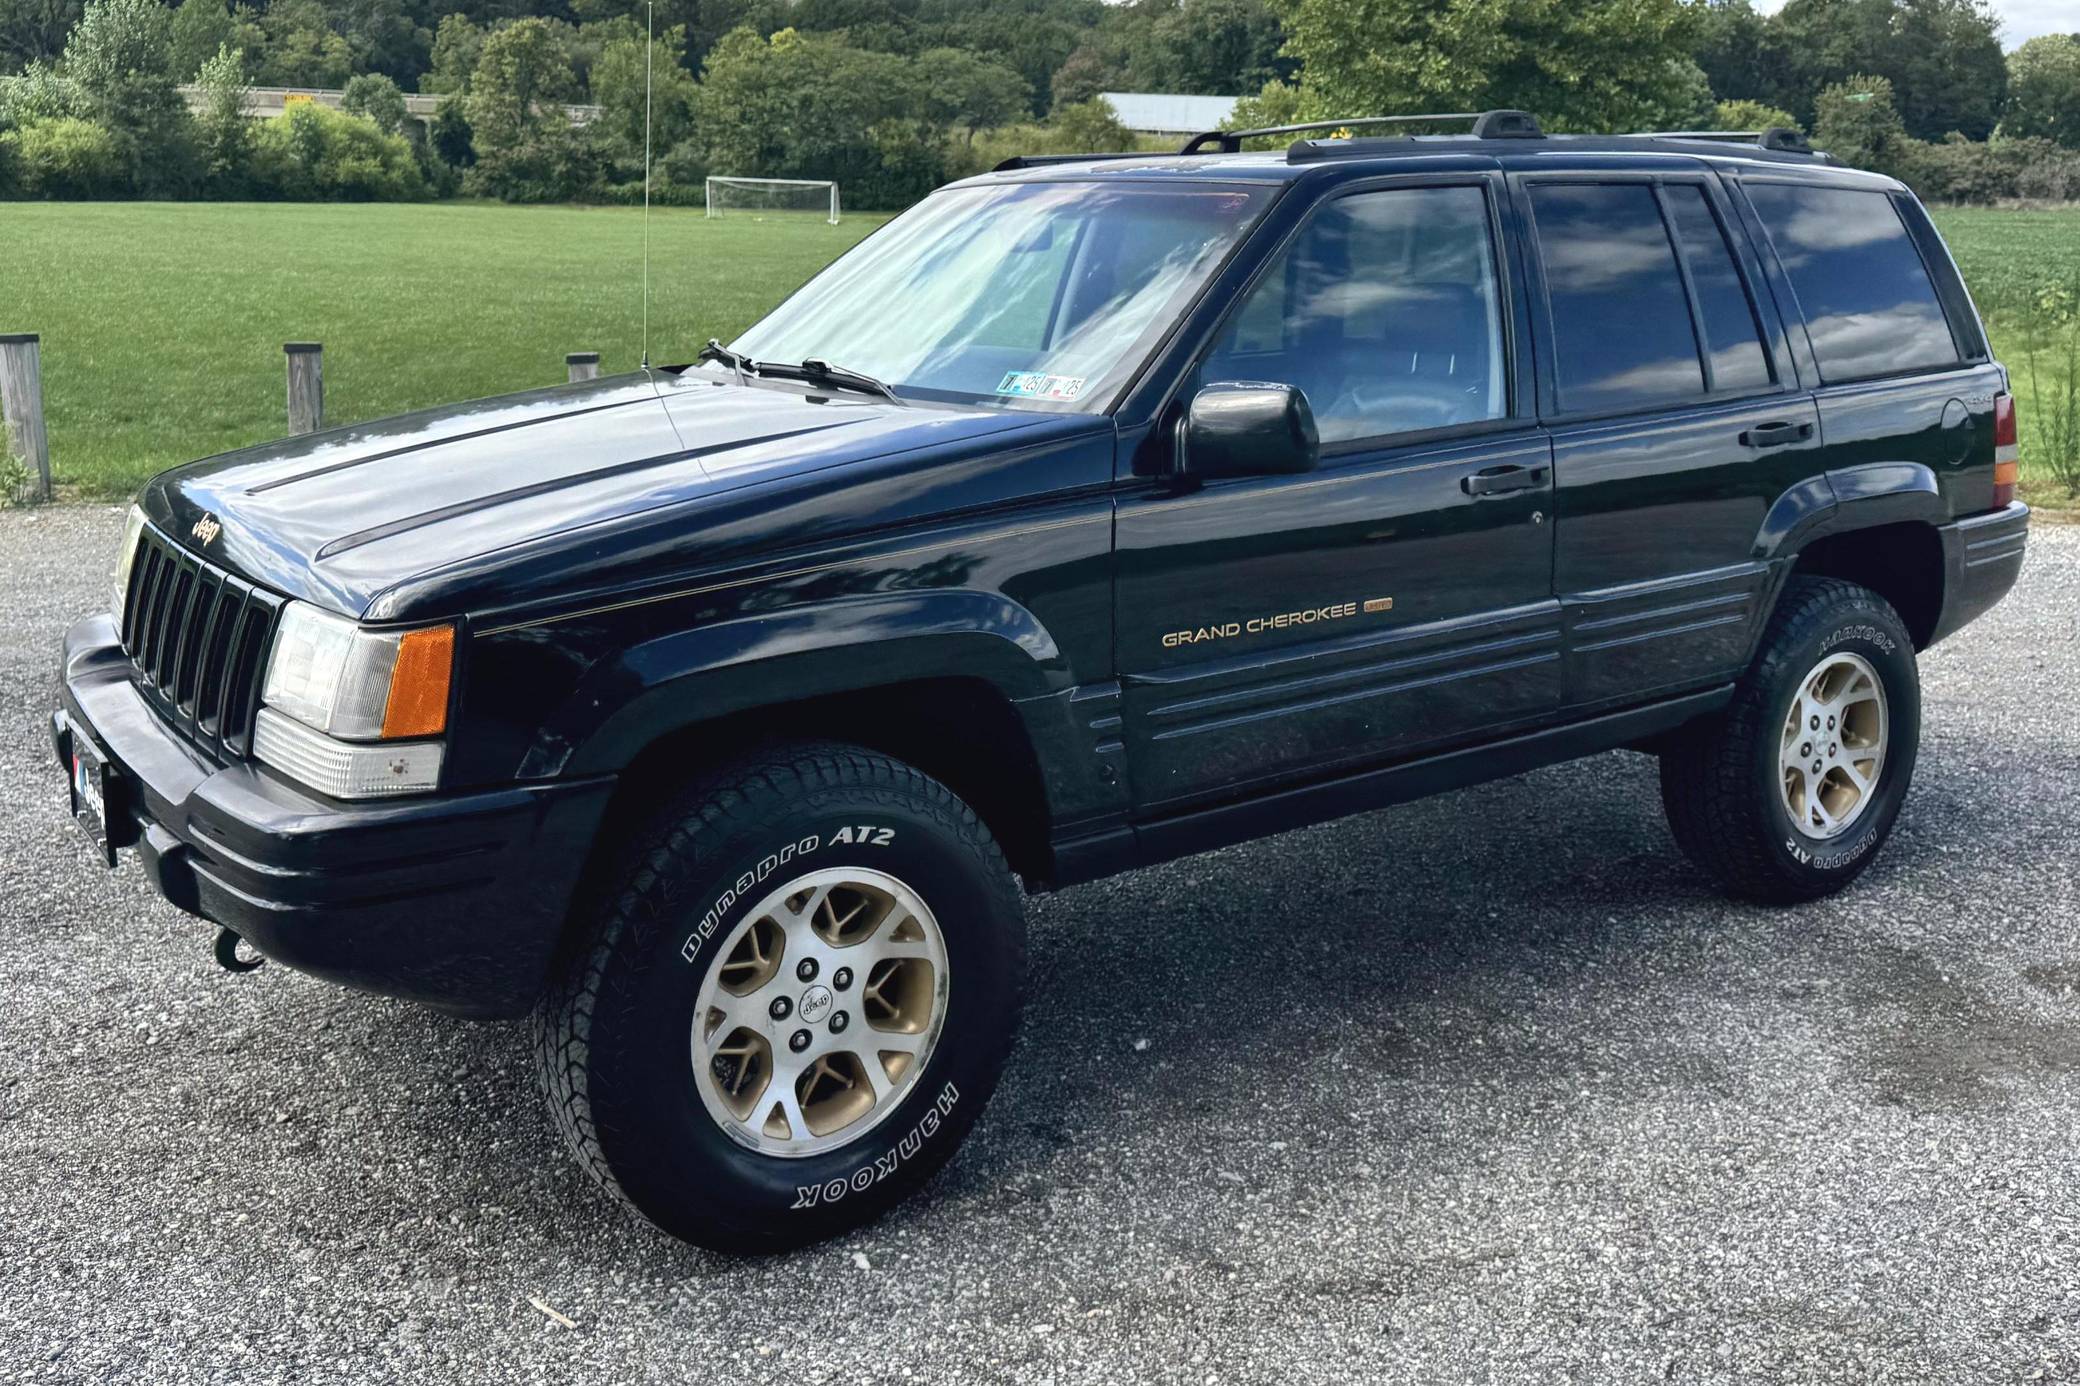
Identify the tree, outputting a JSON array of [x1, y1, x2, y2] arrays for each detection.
[[1715, 98, 1801, 132], [1267, 0, 1701, 133], [1048, 40, 1114, 110], [589, 18, 697, 175], [1693, 0, 1798, 115], [1813, 73, 1905, 168], [0, 0, 81, 73], [0, 57, 85, 124], [330, 0, 428, 87], [2004, 34, 2080, 148], [168, 0, 238, 82], [465, 17, 601, 200], [913, 46, 1027, 141], [252, 0, 353, 89], [420, 13, 484, 94], [342, 71, 408, 134], [193, 42, 251, 190], [466, 16, 576, 152], [1773, 0, 2006, 139], [64, 0, 197, 194], [428, 92, 472, 164], [1145, 0, 1287, 96], [1051, 95, 1134, 150]]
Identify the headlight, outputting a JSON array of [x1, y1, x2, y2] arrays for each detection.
[[261, 602, 455, 740], [112, 505, 145, 633], [256, 601, 456, 799]]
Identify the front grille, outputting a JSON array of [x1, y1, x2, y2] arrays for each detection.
[[120, 525, 285, 761]]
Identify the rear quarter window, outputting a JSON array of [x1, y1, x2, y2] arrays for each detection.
[[1745, 183, 1961, 383]]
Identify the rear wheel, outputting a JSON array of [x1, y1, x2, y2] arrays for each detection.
[[1660, 576, 1921, 902], [534, 742, 1025, 1252]]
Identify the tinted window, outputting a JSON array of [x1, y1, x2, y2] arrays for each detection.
[[1530, 183, 1702, 413], [1746, 184, 1960, 383], [1662, 184, 1773, 394], [1201, 186, 1507, 444]]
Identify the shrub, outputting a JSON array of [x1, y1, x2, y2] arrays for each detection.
[[0, 62, 90, 128], [1714, 99, 1800, 133], [1889, 133, 2080, 203], [252, 103, 425, 201], [3, 117, 123, 198], [341, 74, 409, 137], [462, 119, 605, 203]]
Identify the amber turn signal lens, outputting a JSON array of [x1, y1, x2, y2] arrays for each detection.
[[381, 625, 455, 738]]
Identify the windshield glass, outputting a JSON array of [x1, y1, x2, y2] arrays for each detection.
[[724, 181, 1273, 411]]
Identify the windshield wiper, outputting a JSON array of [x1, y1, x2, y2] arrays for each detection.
[[699, 338, 754, 386], [773, 358, 907, 406]]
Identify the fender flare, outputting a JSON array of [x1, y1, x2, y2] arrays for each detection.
[[1754, 462, 1944, 562], [526, 589, 1068, 778]]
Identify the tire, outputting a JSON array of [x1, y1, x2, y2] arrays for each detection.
[[1660, 576, 1922, 903], [533, 742, 1026, 1252]]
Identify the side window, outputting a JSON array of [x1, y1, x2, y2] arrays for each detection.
[[1201, 186, 1507, 446], [1745, 183, 1961, 383], [1529, 183, 1703, 414], [1661, 184, 1774, 394]]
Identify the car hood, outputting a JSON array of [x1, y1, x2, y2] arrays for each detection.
[[141, 370, 1060, 620]]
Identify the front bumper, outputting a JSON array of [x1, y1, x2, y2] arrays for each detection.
[[1928, 502, 2030, 647], [53, 614, 615, 1018]]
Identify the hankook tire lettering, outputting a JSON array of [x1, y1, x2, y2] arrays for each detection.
[[790, 1082, 961, 1209]]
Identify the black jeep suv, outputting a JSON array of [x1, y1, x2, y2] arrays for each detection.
[[53, 112, 2030, 1251]]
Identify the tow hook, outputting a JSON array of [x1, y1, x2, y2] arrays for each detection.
[[213, 927, 264, 973]]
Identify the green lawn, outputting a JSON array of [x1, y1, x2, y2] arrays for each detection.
[[1930, 205, 2080, 509], [3, 199, 2076, 502], [3, 201, 884, 497]]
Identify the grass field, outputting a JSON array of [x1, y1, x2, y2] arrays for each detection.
[[2, 201, 885, 497], [3, 200, 2076, 502]]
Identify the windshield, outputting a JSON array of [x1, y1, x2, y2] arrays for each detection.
[[724, 181, 1273, 411]]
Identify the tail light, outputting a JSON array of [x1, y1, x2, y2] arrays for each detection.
[[1993, 393, 2019, 507]]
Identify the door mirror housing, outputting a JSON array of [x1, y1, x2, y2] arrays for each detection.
[[1177, 382, 1320, 479]]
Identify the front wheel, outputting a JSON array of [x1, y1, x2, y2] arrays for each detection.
[[533, 743, 1026, 1252], [1660, 576, 1922, 902]]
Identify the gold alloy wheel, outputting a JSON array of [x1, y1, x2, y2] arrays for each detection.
[[1778, 651, 1889, 841], [690, 867, 950, 1158]]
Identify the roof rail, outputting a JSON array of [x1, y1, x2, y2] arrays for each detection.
[[992, 151, 1154, 172], [1179, 109, 1541, 155], [1615, 126, 1816, 155]]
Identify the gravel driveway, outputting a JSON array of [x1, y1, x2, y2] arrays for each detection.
[[2, 505, 2075, 1385]]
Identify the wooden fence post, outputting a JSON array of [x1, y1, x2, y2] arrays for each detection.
[[566, 351, 601, 383], [285, 342, 324, 435], [0, 333, 52, 503]]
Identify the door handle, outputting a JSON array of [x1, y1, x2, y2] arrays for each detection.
[[1461, 464, 1548, 497], [1740, 421, 1814, 448]]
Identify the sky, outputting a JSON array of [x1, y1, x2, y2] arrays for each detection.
[[1750, 0, 2072, 47]]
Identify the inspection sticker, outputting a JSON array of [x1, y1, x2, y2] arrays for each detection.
[[996, 371, 1085, 401]]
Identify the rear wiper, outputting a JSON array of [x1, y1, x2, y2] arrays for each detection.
[[771, 358, 906, 406]]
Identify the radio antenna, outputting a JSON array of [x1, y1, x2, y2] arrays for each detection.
[[639, 0, 655, 369]]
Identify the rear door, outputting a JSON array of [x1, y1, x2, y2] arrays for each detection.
[[1516, 172, 1821, 711], [1114, 175, 1561, 813], [1734, 178, 2003, 521]]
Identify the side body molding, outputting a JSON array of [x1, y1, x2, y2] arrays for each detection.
[[529, 589, 1070, 778]]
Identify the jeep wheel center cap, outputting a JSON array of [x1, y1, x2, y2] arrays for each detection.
[[798, 984, 834, 1024]]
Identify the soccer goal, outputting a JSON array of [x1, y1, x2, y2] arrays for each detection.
[[705, 177, 842, 224]]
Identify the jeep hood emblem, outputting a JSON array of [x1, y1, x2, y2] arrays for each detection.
[[191, 514, 221, 546]]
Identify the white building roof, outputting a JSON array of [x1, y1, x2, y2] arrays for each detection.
[[1099, 92, 1239, 136]]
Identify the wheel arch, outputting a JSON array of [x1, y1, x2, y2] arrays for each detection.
[[1756, 463, 1947, 651]]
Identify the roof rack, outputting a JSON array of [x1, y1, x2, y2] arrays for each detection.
[[1179, 109, 1542, 155], [1615, 127, 1816, 155]]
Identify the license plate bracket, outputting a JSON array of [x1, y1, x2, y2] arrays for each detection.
[[68, 731, 119, 868]]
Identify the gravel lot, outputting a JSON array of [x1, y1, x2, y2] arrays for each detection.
[[2, 504, 2075, 1385]]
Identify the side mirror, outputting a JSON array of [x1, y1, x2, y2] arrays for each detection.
[[1178, 381, 1319, 480]]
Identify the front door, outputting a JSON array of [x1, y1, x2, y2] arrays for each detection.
[[1115, 179, 1561, 814]]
